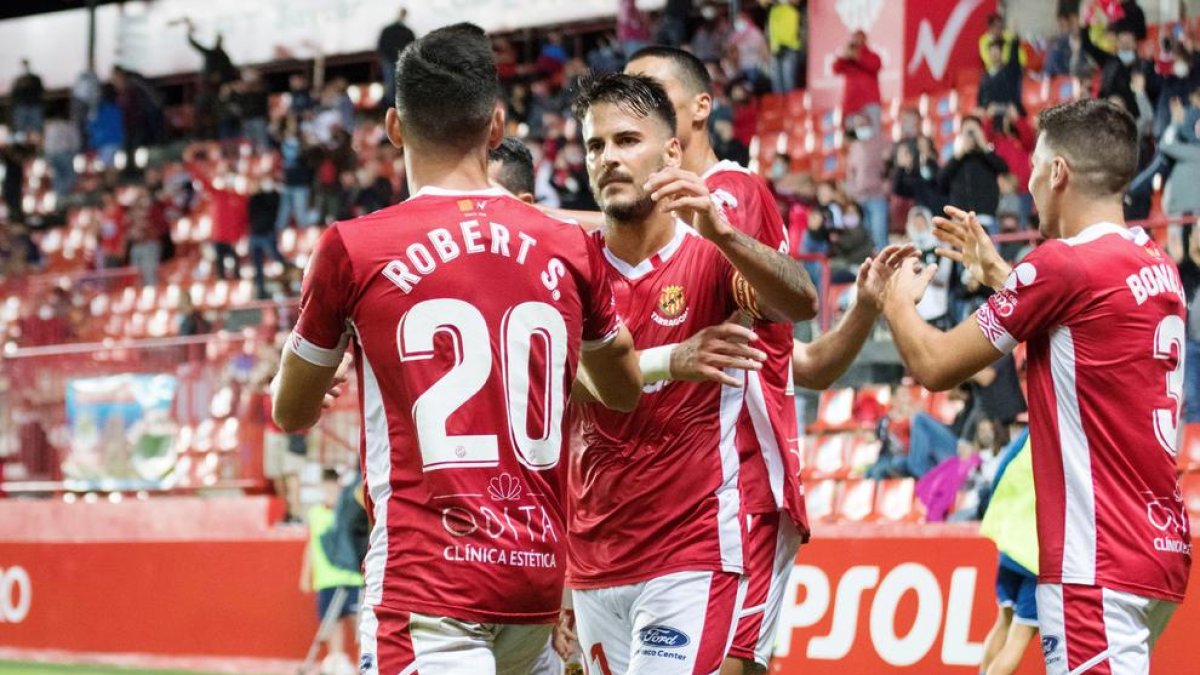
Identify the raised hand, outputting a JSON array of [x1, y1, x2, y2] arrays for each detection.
[[882, 256, 939, 309], [857, 244, 919, 312], [645, 167, 734, 242], [670, 312, 767, 387], [932, 205, 1011, 290]]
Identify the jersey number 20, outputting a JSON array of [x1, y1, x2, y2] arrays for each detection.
[[398, 298, 567, 471]]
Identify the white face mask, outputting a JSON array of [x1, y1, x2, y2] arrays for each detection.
[[1174, 62, 1191, 79], [1118, 50, 1136, 65], [856, 127, 875, 141], [734, 18, 748, 31]]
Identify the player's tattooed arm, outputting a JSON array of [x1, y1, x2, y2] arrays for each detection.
[[645, 167, 818, 322]]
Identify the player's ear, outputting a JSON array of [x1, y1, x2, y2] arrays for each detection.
[[488, 101, 506, 150], [385, 108, 405, 150], [1050, 156, 1068, 191], [693, 93, 713, 129], [664, 137, 683, 168]]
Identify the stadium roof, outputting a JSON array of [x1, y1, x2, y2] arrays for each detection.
[[0, 0, 124, 22]]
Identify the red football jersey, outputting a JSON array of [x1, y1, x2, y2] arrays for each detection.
[[705, 161, 809, 538], [292, 186, 622, 624], [976, 223, 1191, 601], [567, 223, 745, 588]]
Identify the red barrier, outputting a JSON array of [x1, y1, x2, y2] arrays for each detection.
[[0, 501, 1193, 673]]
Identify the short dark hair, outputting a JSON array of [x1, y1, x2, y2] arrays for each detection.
[[394, 23, 499, 151], [322, 469, 340, 483], [627, 46, 713, 96], [488, 137, 535, 196], [1037, 98, 1138, 196], [571, 73, 677, 136]]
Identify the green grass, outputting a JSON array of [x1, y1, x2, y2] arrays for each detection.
[[0, 663, 224, 675]]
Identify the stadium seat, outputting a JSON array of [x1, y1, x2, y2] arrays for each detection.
[[217, 418, 240, 453], [1049, 75, 1079, 104], [925, 390, 964, 425], [875, 478, 921, 522], [847, 437, 882, 475], [813, 387, 855, 431], [783, 90, 809, 125], [1022, 75, 1049, 113], [808, 433, 851, 480], [803, 479, 838, 525], [758, 94, 785, 133], [836, 478, 876, 522], [147, 309, 172, 338], [136, 286, 157, 313]]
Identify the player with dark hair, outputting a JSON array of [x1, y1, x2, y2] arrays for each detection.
[[558, 71, 816, 675], [488, 137, 537, 203], [886, 98, 1191, 673], [624, 45, 885, 675], [273, 24, 643, 675]]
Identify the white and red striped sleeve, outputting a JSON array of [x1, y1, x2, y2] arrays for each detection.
[[976, 242, 1084, 354], [291, 225, 355, 367]]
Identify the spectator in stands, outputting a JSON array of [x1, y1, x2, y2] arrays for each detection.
[[177, 292, 211, 337], [833, 30, 882, 130], [978, 35, 1026, 116], [978, 13, 1026, 71], [907, 206, 954, 327], [353, 164, 394, 216], [1079, 16, 1157, 117], [550, 140, 595, 210], [237, 69, 271, 150], [1043, 10, 1079, 77], [112, 67, 166, 164], [313, 129, 356, 225], [728, 80, 758, 149], [10, 58, 45, 137], [186, 20, 238, 86], [126, 189, 162, 286], [845, 112, 890, 251], [43, 118, 80, 198], [88, 85, 125, 169], [983, 104, 1035, 225], [1153, 41, 1200, 137], [1162, 96, 1200, 220], [1106, 0, 1147, 43], [727, 11, 771, 91], [767, 0, 803, 93], [690, 6, 727, 65], [1167, 222, 1200, 422], [827, 202, 874, 284], [96, 191, 125, 269], [712, 118, 749, 166], [377, 7, 416, 109], [938, 117, 1008, 233], [275, 116, 316, 229], [71, 69, 100, 148], [655, 0, 692, 48], [892, 137, 946, 214], [189, 152, 248, 280], [587, 34, 626, 75], [288, 73, 316, 115], [617, 0, 652, 58], [247, 177, 289, 300]]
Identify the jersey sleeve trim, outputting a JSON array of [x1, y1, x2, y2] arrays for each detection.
[[976, 305, 1017, 355], [581, 324, 621, 351], [288, 330, 349, 367]]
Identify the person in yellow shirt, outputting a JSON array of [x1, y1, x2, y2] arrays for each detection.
[[767, 0, 803, 92], [979, 431, 1038, 675], [979, 13, 1028, 71], [300, 469, 364, 675]]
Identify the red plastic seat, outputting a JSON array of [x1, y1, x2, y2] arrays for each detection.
[[813, 388, 855, 431], [875, 478, 921, 522], [836, 478, 877, 522], [803, 479, 839, 525], [808, 433, 851, 480]]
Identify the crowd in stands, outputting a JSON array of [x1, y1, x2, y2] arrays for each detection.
[[1, 0, 1200, 525]]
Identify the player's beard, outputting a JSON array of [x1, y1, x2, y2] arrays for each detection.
[[594, 159, 663, 226]]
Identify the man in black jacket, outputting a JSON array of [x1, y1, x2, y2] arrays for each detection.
[[1079, 19, 1157, 116], [978, 35, 1025, 116], [377, 8, 416, 109], [938, 117, 1008, 232], [10, 59, 44, 137]]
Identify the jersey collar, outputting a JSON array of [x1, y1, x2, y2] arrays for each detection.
[[603, 219, 695, 280], [1063, 221, 1135, 246], [413, 185, 508, 198], [701, 159, 750, 180]]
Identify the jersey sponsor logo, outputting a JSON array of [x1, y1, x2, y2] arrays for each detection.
[[0, 566, 31, 623], [360, 653, 375, 672], [652, 285, 690, 327], [992, 290, 1017, 318], [487, 472, 524, 501], [1145, 489, 1192, 555], [639, 625, 691, 648], [1041, 635, 1061, 659]]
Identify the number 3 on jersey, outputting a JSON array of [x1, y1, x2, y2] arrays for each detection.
[[1153, 314, 1186, 456], [398, 298, 568, 471]]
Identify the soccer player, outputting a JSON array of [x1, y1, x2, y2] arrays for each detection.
[[272, 24, 643, 675], [883, 98, 1191, 673], [564, 72, 815, 675], [623, 46, 815, 675], [488, 137, 537, 204]]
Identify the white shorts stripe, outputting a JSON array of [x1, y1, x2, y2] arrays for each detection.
[[744, 371, 786, 509], [1049, 327, 1097, 585]]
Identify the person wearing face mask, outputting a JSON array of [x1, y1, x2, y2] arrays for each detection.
[[832, 30, 882, 130], [728, 11, 771, 90], [1152, 41, 1200, 137], [846, 112, 891, 251], [767, 0, 803, 93], [1079, 13, 1157, 117]]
